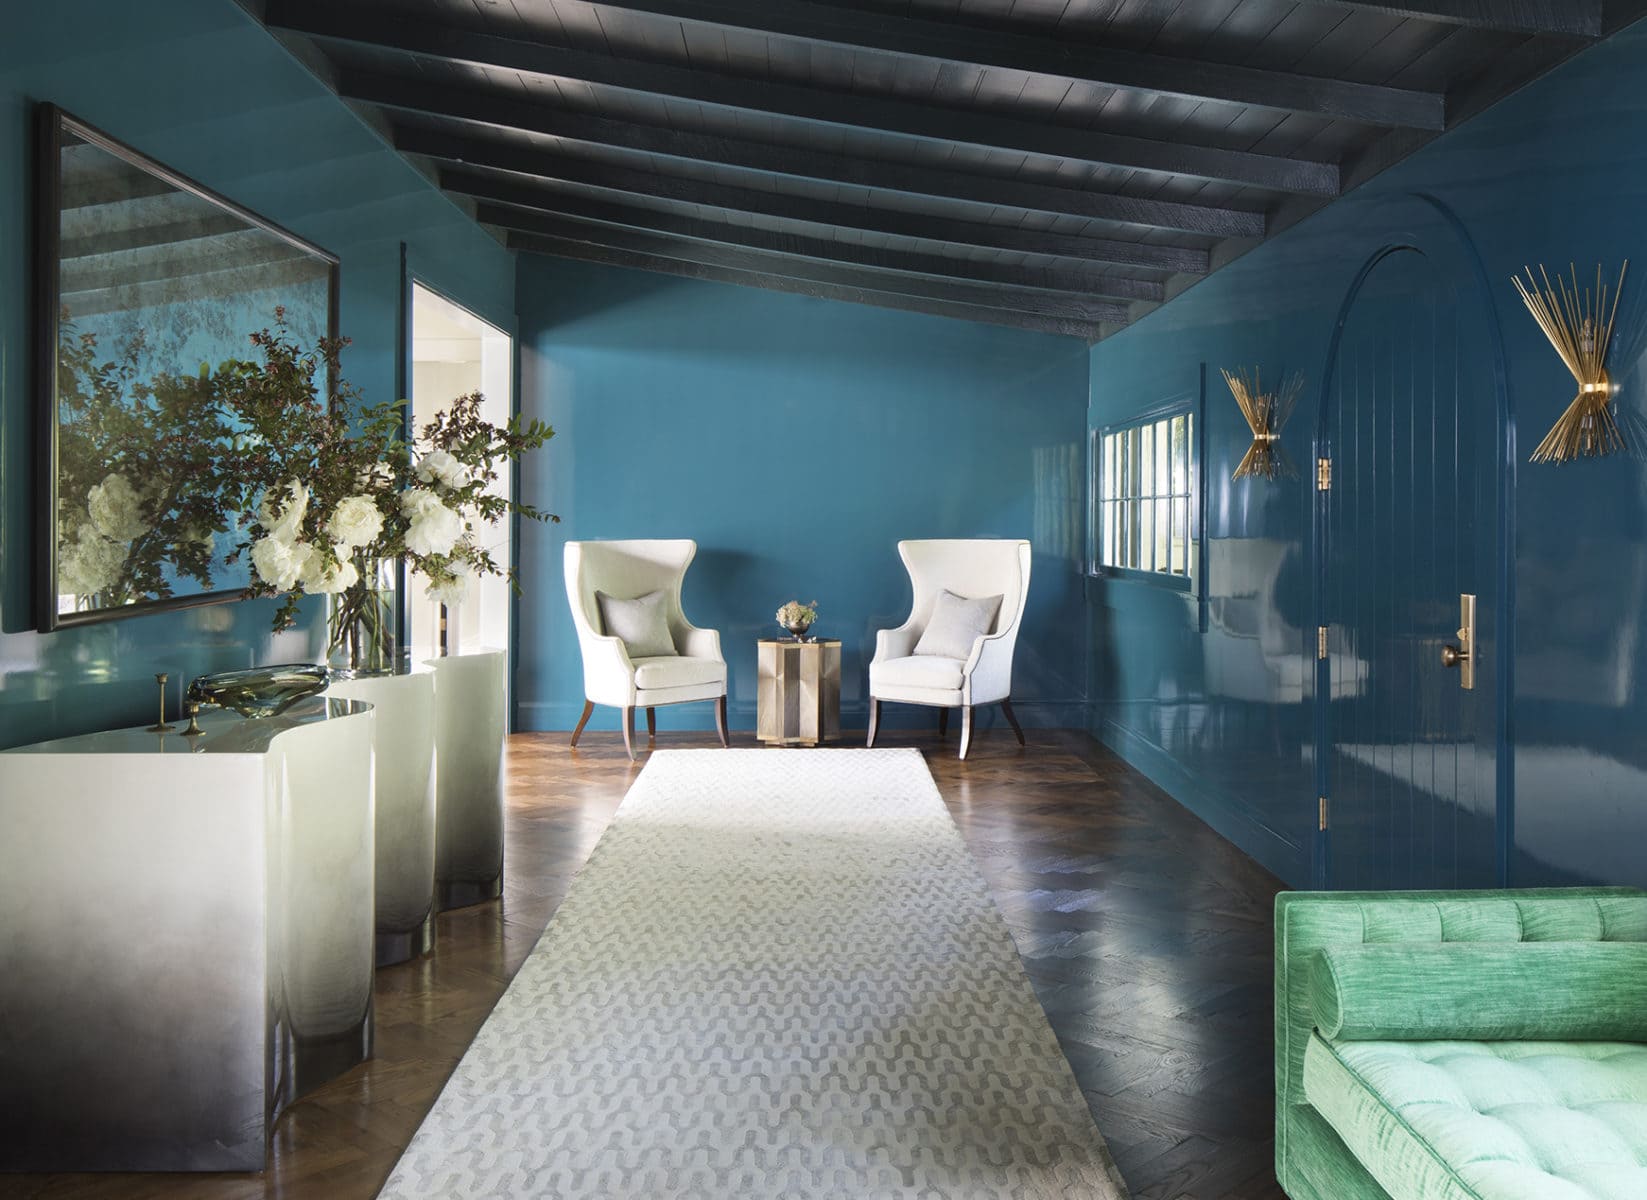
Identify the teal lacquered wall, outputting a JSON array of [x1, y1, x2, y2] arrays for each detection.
[[1088, 21, 1647, 889], [0, 0, 514, 749], [514, 257, 1090, 734]]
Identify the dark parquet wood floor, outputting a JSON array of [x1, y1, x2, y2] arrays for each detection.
[[3, 728, 1286, 1200]]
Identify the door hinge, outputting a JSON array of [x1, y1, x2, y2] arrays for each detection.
[[1319, 797, 1330, 831], [1316, 456, 1332, 490], [1317, 625, 1329, 660]]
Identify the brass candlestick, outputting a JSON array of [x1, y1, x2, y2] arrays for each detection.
[[181, 702, 205, 738], [146, 672, 177, 733]]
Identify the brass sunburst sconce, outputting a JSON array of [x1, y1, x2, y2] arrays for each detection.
[[1513, 262, 1628, 463], [1223, 368, 1303, 481]]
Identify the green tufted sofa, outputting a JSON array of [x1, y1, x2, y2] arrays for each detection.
[[1275, 888, 1647, 1200]]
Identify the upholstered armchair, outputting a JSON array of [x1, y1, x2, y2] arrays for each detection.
[[564, 539, 728, 760], [867, 539, 1032, 760]]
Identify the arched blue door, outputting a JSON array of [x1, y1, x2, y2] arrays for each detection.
[[1317, 233, 1503, 891]]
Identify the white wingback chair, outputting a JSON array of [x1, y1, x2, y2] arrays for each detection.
[[564, 539, 728, 760], [867, 539, 1032, 760]]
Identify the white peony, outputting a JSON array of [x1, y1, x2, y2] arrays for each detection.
[[258, 480, 310, 544], [298, 544, 360, 595], [327, 495, 384, 550], [414, 449, 471, 490], [250, 535, 304, 591], [399, 488, 464, 557], [59, 526, 127, 597], [87, 474, 149, 542]]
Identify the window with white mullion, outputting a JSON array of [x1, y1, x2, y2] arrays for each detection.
[[1094, 408, 1196, 585]]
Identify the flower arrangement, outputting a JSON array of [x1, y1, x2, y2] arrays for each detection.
[[776, 599, 818, 635], [218, 316, 556, 667], [54, 317, 249, 606]]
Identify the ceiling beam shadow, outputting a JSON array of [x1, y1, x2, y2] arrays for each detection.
[[340, 71, 1266, 239], [1298, 1, 1601, 36], [477, 200, 1166, 304], [573, 0, 1445, 128], [416, 134, 1213, 274], [264, 0, 1340, 195], [508, 231, 1112, 340]]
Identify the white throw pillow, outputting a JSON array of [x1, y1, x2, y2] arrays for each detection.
[[913, 589, 1003, 660], [596, 589, 678, 658]]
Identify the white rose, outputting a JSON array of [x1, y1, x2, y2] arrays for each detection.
[[327, 495, 384, 550], [399, 489, 464, 557], [414, 449, 471, 489], [298, 544, 360, 595], [87, 474, 149, 542], [250, 535, 304, 591], [258, 480, 310, 544]]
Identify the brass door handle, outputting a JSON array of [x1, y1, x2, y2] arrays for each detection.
[[1443, 594, 1476, 690]]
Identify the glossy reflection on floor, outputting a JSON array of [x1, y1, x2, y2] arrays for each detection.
[[0, 729, 1284, 1200]]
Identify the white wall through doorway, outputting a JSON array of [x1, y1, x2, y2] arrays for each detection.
[[408, 283, 513, 672]]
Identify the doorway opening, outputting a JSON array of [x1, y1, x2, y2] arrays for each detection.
[[407, 282, 514, 666]]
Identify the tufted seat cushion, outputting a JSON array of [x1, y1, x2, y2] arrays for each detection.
[[630, 655, 726, 691], [1304, 1032, 1647, 1200], [869, 654, 967, 692]]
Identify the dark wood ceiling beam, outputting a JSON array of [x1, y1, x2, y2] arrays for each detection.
[[1299, 1, 1601, 35], [507, 231, 1110, 340], [264, 0, 1339, 195], [574, 0, 1444, 129], [418, 137, 1210, 273], [472, 200, 1164, 304], [490, 208, 1131, 322], [340, 71, 1265, 238]]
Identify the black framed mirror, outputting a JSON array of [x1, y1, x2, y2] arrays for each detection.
[[35, 103, 339, 632]]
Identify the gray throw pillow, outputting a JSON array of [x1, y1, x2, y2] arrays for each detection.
[[596, 589, 678, 658], [913, 589, 1003, 660]]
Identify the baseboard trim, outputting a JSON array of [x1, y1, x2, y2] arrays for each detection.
[[515, 697, 1086, 734], [1093, 711, 1309, 887]]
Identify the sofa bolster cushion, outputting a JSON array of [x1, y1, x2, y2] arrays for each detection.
[[1312, 941, 1647, 1042]]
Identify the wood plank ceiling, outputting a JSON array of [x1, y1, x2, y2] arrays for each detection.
[[254, 0, 1647, 341]]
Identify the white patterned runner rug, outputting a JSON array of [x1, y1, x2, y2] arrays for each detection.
[[378, 747, 1129, 1199]]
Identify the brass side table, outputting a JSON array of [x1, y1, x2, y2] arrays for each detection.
[[756, 638, 841, 747]]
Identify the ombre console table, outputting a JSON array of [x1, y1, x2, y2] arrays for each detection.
[[429, 649, 508, 910], [0, 698, 375, 1172], [328, 666, 437, 966]]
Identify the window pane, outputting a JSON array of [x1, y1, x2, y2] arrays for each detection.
[[1155, 418, 1170, 496], [1123, 500, 1138, 568], [1171, 415, 1188, 496], [1103, 501, 1116, 567], [1138, 423, 1154, 498], [1138, 497, 1154, 571], [1171, 497, 1187, 574], [1103, 433, 1116, 500], [1154, 497, 1169, 570]]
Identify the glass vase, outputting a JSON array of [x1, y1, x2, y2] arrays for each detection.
[[328, 555, 398, 677]]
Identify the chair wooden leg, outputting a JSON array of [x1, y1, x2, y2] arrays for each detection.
[[646, 706, 656, 745], [1000, 699, 1025, 746], [621, 706, 636, 762], [715, 695, 729, 747], [958, 705, 974, 760], [569, 699, 595, 747], [937, 708, 949, 739], [866, 698, 881, 748]]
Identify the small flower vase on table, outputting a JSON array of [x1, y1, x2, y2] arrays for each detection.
[[776, 598, 819, 642]]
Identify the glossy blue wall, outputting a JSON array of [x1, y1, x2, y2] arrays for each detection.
[[1088, 21, 1647, 890], [0, 0, 514, 749], [514, 257, 1090, 734]]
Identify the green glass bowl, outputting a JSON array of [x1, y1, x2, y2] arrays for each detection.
[[186, 663, 332, 719]]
